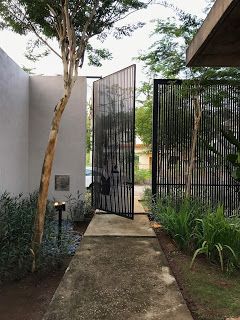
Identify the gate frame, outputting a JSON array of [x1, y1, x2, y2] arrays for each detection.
[[152, 78, 240, 215], [92, 65, 136, 219]]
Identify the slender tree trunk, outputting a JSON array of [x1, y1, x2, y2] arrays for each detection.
[[31, 89, 72, 271], [185, 95, 202, 197], [30, 0, 85, 272]]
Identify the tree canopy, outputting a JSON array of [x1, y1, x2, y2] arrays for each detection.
[[135, 98, 152, 147], [136, 5, 240, 80], [135, 3, 240, 148], [0, 0, 147, 70]]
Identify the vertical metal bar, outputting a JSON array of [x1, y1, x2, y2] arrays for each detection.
[[116, 72, 122, 214], [152, 79, 159, 199], [124, 68, 129, 214], [132, 65, 136, 218], [159, 83, 164, 197], [92, 82, 96, 208]]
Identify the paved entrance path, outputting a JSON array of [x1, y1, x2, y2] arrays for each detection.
[[43, 213, 193, 320]]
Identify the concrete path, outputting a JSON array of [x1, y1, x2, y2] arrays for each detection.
[[134, 196, 146, 213], [85, 214, 153, 237], [43, 213, 193, 320]]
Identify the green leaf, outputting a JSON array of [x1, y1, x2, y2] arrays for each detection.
[[190, 241, 208, 269], [232, 167, 240, 181], [215, 243, 224, 271], [226, 154, 238, 165]]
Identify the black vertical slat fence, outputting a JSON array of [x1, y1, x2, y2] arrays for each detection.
[[152, 79, 240, 216], [92, 65, 136, 219]]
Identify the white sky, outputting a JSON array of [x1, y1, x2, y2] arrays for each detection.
[[0, 0, 207, 85]]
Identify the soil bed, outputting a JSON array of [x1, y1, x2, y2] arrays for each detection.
[[0, 220, 90, 320], [153, 226, 240, 320]]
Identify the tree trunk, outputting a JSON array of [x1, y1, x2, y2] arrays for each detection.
[[185, 96, 202, 197], [31, 91, 71, 271]]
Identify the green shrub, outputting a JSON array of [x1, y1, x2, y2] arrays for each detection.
[[0, 191, 79, 282], [135, 169, 151, 185], [142, 187, 152, 203], [152, 195, 204, 250], [66, 190, 94, 220]]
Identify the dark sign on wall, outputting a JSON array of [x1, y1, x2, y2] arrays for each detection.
[[55, 175, 70, 191]]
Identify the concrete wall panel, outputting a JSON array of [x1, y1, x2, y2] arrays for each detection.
[[29, 76, 86, 201], [0, 48, 29, 194]]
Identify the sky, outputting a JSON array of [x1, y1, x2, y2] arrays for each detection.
[[0, 0, 207, 86]]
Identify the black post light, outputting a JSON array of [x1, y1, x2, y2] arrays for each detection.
[[54, 201, 66, 246]]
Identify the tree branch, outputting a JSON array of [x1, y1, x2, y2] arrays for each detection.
[[113, 0, 153, 24], [7, 3, 62, 60], [29, 23, 62, 59]]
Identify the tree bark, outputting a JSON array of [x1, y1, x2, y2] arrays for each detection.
[[185, 95, 202, 197], [31, 90, 71, 271]]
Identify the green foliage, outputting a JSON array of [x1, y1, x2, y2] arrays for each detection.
[[205, 129, 240, 183], [0, 191, 79, 282], [0, 1, 146, 36], [135, 168, 151, 185], [84, 190, 95, 217], [66, 190, 94, 220], [0, 0, 146, 66], [86, 115, 92, 153], [136, 6, 240, 80], [86, 45, 112, 67], [142, 187, 152, 203], [159, 86, 194, 149], [191, 205, 240, 272], [135, 99, 152, 147], [178, 251, 240, 320], [221, 130, 240, 182], [136, 4, 240, 156], [150, 194, 240, 272], [0, 191, 37, 280], [152, 195, 205, 250]]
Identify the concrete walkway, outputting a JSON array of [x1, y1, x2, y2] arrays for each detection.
[[134, 196, 146, 213], [43, 213, 193, 320]]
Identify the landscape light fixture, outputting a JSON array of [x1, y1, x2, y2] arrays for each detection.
[[54, 201, 66, 246]]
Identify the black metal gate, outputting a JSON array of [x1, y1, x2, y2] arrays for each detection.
[[152, 79, 240, 216], [92, 65, 136, 219]]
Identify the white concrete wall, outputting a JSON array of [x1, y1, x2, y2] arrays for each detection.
[[0, 48, 29, 194], [29, 76, 86, 201]]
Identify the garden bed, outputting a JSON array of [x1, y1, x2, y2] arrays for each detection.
[[153, 225, 240, 320], [0, 220, 91, 320]]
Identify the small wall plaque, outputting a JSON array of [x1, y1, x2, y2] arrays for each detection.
[[55, 175, 70, 191]]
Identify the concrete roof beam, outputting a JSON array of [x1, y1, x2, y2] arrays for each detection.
[[186, 0, 240, 67]]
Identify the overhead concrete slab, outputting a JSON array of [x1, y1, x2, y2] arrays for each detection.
[[84, 213, 155, 237], [43, 237, 193, 320], [186, 0, 240, 67]]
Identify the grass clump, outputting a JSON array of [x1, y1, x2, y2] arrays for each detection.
[[150, 194, 240, 272]]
